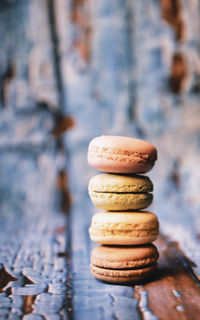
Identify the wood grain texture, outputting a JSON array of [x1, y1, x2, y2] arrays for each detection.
[[130, 0, 200, 281], [0, 209, 71, 318], [0, 0, 71, 318], [135, 236, 200, 320]]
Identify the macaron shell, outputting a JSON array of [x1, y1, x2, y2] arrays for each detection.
[[91, 244, 159, 269], [89, 191, 153, 211], [88, 173, 153, 193], [88, 136, 157, 154], [90, 211, 158, 226], [91, 264, 157, 284], [88, 136, 157, 174]]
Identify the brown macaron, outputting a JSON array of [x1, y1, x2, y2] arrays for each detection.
[[91, 244, 159, 284]]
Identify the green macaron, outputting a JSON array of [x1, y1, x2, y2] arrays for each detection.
[[88, 173, 153, 211]]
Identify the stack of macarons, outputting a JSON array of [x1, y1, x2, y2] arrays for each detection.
[[87, 135, 159, 284]]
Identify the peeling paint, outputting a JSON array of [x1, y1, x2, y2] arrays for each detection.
[[169, 52, 188, 93], [70, 0, 92, 63], [172, 290, 182, 298], [138, 290, 158, 320], [161, 0, 185, 41], [51, 114, 75, 137], [0, 264, 18, 292], [176, 305, 184, 312], [22, 295, 36, 314], [56, 169, 71, 213], [0, 62, 16, 107]]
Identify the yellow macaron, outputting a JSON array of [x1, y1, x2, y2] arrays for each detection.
[[88, 173, 153, 211], [89, 211, 159, 245]]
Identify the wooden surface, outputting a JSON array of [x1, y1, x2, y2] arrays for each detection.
[[0, 0, 200, 319]]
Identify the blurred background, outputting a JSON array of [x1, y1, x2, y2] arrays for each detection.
[[0, 0, 200, 306]]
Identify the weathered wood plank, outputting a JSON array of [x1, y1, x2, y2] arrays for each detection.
[[0, 210, 70, 318], [0, 0, 58, 111], [0, 0, 72, 318], [0, 0, 59, 211], [127, 0, 200, 280], [135, 235, 200, 320]]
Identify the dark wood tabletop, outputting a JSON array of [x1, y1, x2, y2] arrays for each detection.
[[0, 0, 200, 319]]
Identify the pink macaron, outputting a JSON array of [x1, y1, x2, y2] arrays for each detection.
[[88, 135, 157, 174]]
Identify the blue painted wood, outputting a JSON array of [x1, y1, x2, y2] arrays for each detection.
[[0, 1, 71, 319], [0, 0, 200, 319]]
